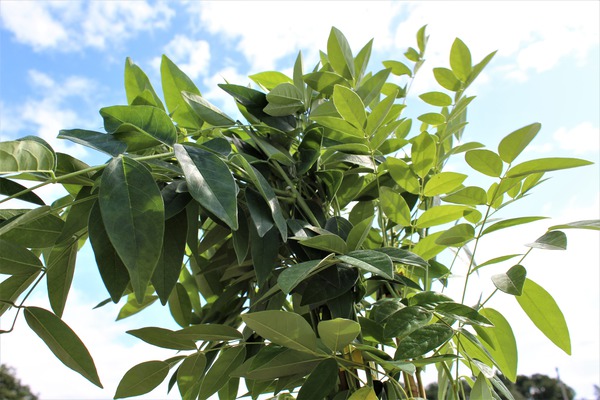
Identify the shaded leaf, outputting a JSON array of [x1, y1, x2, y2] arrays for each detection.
[[100, 105, 176, 148], [394, 324, 454, 360], [318, 319, 361, 352], [0, 271, 40, 317], [0, 177, 45, 205], [46, 239, 78, 317], [58, 129, 127, 156], [127, 327, 196, 350], [297, 234, 347, 254], [434, 303, 493, 326], [177, 352, 207, 398], [199, 346, 246, 399], [242, 310, 317, 353], [383, 306, 432, 339], [0, 239, 43, 275], [173, 324, 242, 342], [183, 91, 235, 127], [526, 230, 567, 250], [297, 358, 338, 400], [114, 360, 168, 399], [491, 265, 527, 295], [338, 250, 394, 279]]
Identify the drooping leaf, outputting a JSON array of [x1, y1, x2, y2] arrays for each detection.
[[235, 347, 321, 381], [99, 156, 164, 303], [435, 223, 475, 247], [491, 265, 527, 296], [126, 327, 196, 350], [177, 352, 207, 398], [297, 358, 338, 400], [379, 187, 412, 227], [58, 129, 127, 156], [55, 187, 95, 244], [0, 207, 64, 248], [242, 310, 317, 353], [481, 216, 547, 236], [297, 234, 347, 254], [516, 278, 571, 354], [0, 177, 45, 205], [173, 324, 243, 342], [46, 239, 78, 318], [278, 257, 333, 294], [465, 149, 503, 177], [24, 307, 102, 388], [411, 231, 447, 260], [175, 144, 238, 230], [434, 303, 493, 326], [548, 219, 600, 231], [383, 306, 432, 339], [168, 282, 192, 327], [0, 239, 43, 275], [478, 308, 518, 382], [394, 324, 454, 360], [0, 270, 40, 317], [374, 248, 429, 269], [346, 215, 375, 252], [100, 105, 177, 148], [199, 346, 246, 400], [348, 387, 378, 400], [498, 123, 541, 164], [526, 230, 567, 250], [182, 91, 235, 127], [250, 225, 280, 286], [338, 250, 394, 279], [246, 188, 275, 237], [506, 157, 593, 178], [471, 373, 493, 400], [0, 140, 55, 174], [114, 360, 169, 399], [318, 319, 361, 352], [161, 54, 204, 129]]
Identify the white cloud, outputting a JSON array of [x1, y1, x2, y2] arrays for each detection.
[[151, 35, 211, 80], [0, 1, 175, 52], [202, 66, 253, 119], [553, 122, 600, 154]]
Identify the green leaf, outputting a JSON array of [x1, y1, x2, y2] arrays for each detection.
[[297, 358, 338, 400], [417, 112, 446, 126], [99, 156, 164, 303], [411, 132, 436, 178], [419, 91, 452, 107], [442, 186, 488, 206], [304, 71, 350, 96], [117, 292, 158, 320], [374, 248, 428, 269], [264, 83, 304, 116], [424, 172, 467, 196], [471, 373, 493, 400], [436, 223, 475, 247], [56, 187, 95, 243], [379, 187, 412, 227], [297, 234, 347, 254], [394, 324, 454, 360], [246, 189, 274, 237], [46, 239, 78, 317], [0, 207, 64, 248], [434, 303, 493, 326], [175, 144, 238, 230], [152, 209, 187, 304], [0, 239, 43, 274], [250, 225, 280, 286], [383, 306, 432, 339], [100, 105, 176, 148], [479, 308, 518, 382], [168, 282, 192, 327], [0, 140, 55, 174], [177, 352, 207, 398], [411, 231, 446, 260], [506, 157, 593, 178], [333, 85, 367, 130], [242, 310, 317, 353], [114, 360, 169, 399], [160, 55, 204, 129], [250, 71, 293, 91], [199, 346, 246, 400], [516, 278, 571, 354], [278, 257, 333, 294], [481, 216, 547, 236], [348, 387, 378, 400], [24, 307, 102, 387], [382, 60, 412, 77], [465, 149, 503, 177], [498, 123, 541, 163], [127, 327, 196, 350], [338, 250, 394, 279], [318, 319, 360, 352], [58, 129, 127, 157], [182, 91, 235, 127], [0, 271, 40, 317], [0, 177, 45, 205], [356, 68, 392, 107], [239, 348, 321, 380], [450, 38, 472, 82], [416, 205, 471, 228], [124, 57, 164, 109], [433, 68, 461, 91], [327, 27, 355, 80], [88, 202, 130, 303], [173, 324, 243, 342], [354, 39, 373, 81], [346, 215, 375, 252], [387, 157, 420, 194], [492, 265, 527, 295], [526, 231, 567, 250], [549, 219, 600, 231]]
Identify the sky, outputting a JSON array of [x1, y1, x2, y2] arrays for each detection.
[[0, 1, 598, 399]]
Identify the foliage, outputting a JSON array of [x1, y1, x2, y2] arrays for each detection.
[[0, 364, 38, 400], [0, 27, 597, 400]]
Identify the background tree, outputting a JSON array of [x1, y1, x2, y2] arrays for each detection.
[[0, 364, 38, 400]]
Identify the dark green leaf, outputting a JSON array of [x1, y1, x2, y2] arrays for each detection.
[[434, 303, 493, 326], [237, 347, 321, 380], [318, 319, 360, 352], [498, 123, 541, 163], [0, 178, 45, 205], [338, 250, 394, 279], [24, 307, 102, 387], [199, 346, 246, 399], [152, 210, 187, 304], [251, 225, 280, 286], [175, 144, 238, 230], [506, 157, 593, 178], [114, 360, 168, 399], [99, 157, 164, 303], [408, 291, 453, 309], [0, 140, 55, 174], [127, 327, 196, 350], [56, 187, 95, 244], [297, 234, 347, 254], [232, 209, 250, 264], [0, 239, 43, 274], [246, 188, 275, 237], [242, 310, 317, 353], [264, 83, 304, 116], [492, 265, 527, 295], [526, 231, 567, 250], [168, 282, 192, 327], [297, 358, 338, 400], [58, 129, 127, 156], [304, 71, 350, 96], [383, 306, 432, 339], [516, 279, 571, 354], [394, 324, 454, 360], [173, 324, 242, 342], [278, 257, 332, 294], [0, 271, 40, 316], [46, 239, 78, 317], [346, 215, 375, 252], [161, 54, 204, 129], [465, 149, 503, 177], [117, 291, 158, 320], [182, 91, 235, 127], [374, 248, 428, 269], [100, 105, 176, 148], [177, 352, 207, 398], [0, 207, 64, 248]]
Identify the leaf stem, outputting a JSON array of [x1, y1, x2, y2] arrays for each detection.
[[271, 162, 321, 228]]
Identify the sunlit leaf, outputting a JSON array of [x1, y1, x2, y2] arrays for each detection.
[[424, 172, 467, 196], [0, 140, 55, 174], [465, 149, 503, 177], [481, 216, 547, 236], [161, 54, 204, 129], [318, 319, 360, 352], [479, 308, 518, 382], [242, 310, 317, 353], [327, 27, 355, 80], [498, 123, 541, 164], [506, 157, 592, 178], [450, 38, 472, 82], [379, 187, 412, 227], [114, 360, 168, 399]]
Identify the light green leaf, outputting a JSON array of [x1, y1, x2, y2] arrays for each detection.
[[182, 91, 235, 127], [173, 324, 243, 342], [338, 250, 394, 279], [346, 215, 375, 252], [442, 186, 488, 206], [333, 85, 367, 130], [24, 307, 102, 388], [160, 55, 203, 129], [419, 91, 452, 107], [549, 219, 600, 231], [411, 131, 437, 178], [436, 223, 475, 247], [498, 123, 541, 163], [412, 231, 446, 260], [114, 360, 168, 399], [394, 324, 454, 360], [0, 140, 55, 174], [479, 308, 518, 382], [450, 38, 472, 82], [417, 112, 446, 126], [199, 346, 246, 400], [304, 71, 350, 96], [242, 310, 317, 353], [297, 234, 347, 254], [465, 149, 503, 177], [318, 319, 361, 352], [124, 57, 164, 109], [265, 83, 304, 116], [379, 187, 412, 227], [117, 291, 158, 320], [424, 172, 467, 196], [100, 105, 176, 148], [516, 278, 571, 354], [471, 373, 493, 400], [250, 71, 293, 91], [354, 39, 373, 81], [99, 156, 164, 303], [387, 157, 420, 194], [383, 306, 432, 339], [506, 157, 593, 178], [175, 144, 238, 231], [327, 27, 355, 80], [492, 265, 527, 296], [356, 68, 392, 107], [416, 205, 471, 228], [127, 327, 196, 350], [168, 282, 192, 327], [177, 352, 207, 399], [0, 239, 43, 275], [46, 239, 78, 318], [526, 231, 567, 250], [481, 216, 547, 236], [348, 387, 378, 400], [434, 303, 493, 326], [433, 67, 461, 91], [382, 60, 412, 77]]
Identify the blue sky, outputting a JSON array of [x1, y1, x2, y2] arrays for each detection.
[[0, 1, 599, 399]]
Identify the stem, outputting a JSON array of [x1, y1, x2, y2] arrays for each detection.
[[271, 162, 321, 228]]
